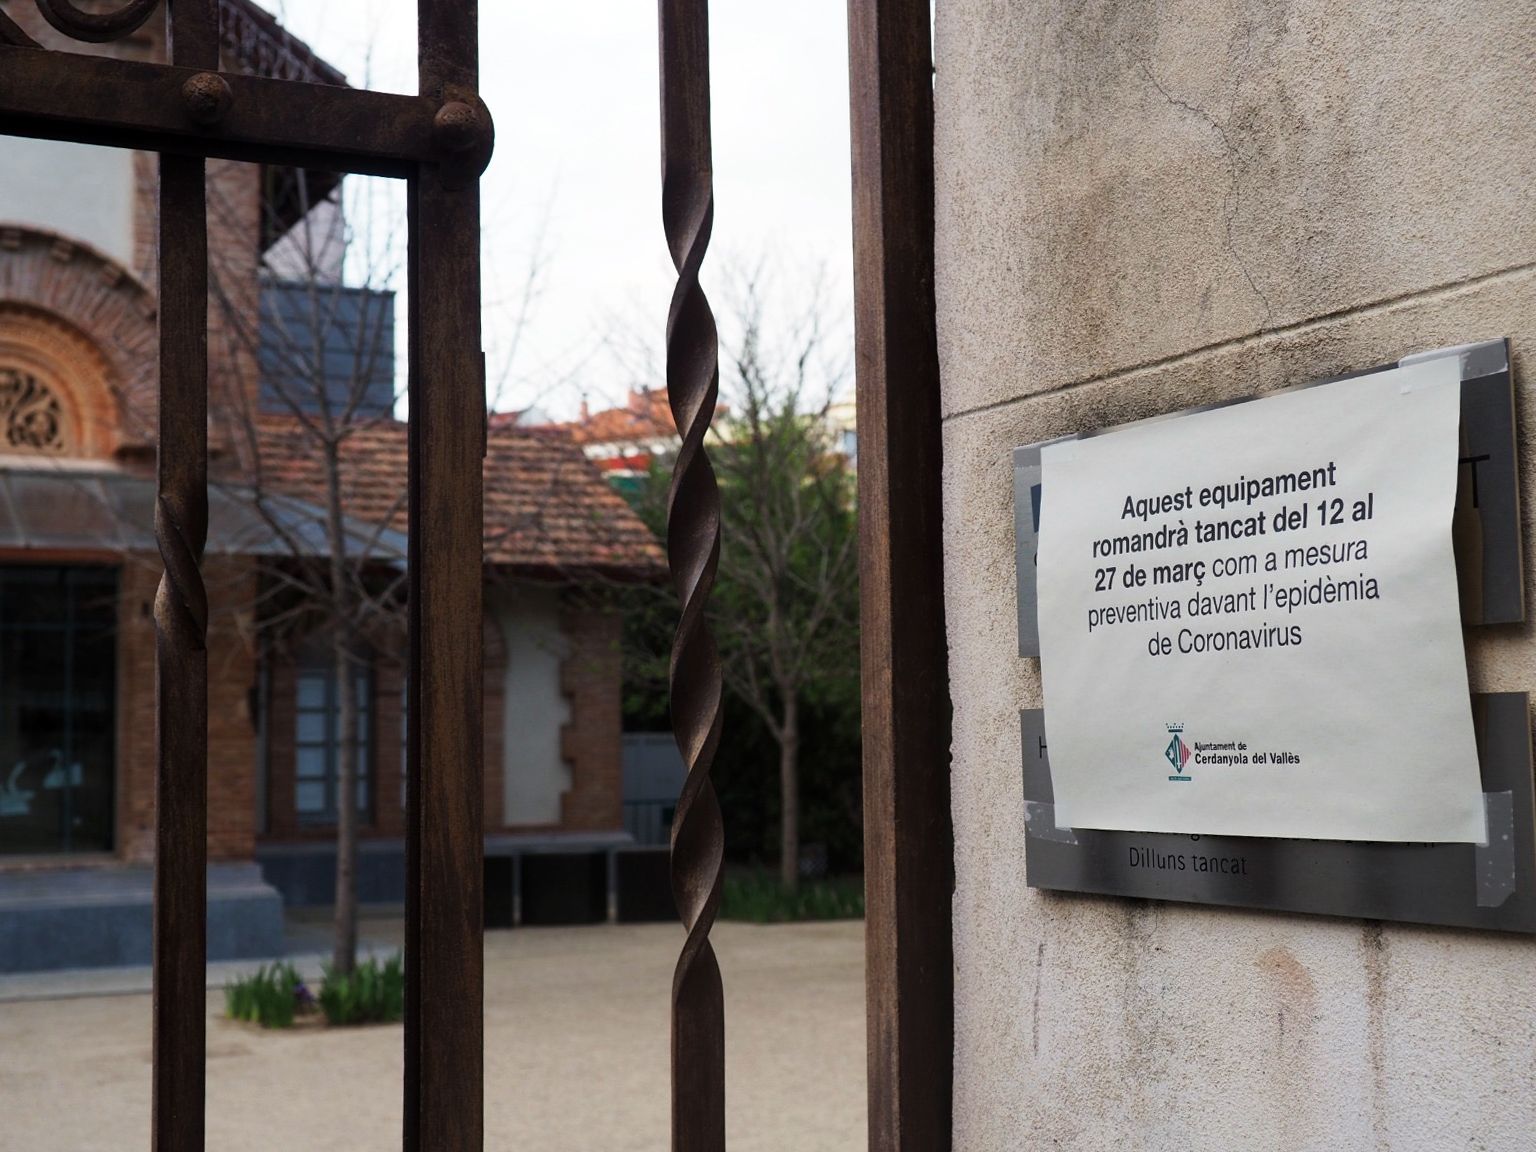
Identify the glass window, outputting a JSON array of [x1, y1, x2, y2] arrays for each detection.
[[293, 657, 371, 823], [0, 566, 118, 855], [296, 676, 327, 709], [296, 712, 328, 745], [295, 746, 328, 780], [296, 781, 326, 814]]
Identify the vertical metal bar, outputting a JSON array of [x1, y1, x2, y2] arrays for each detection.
[[512, 851, 523, 927], [658, 2, 726, 1148], [405, 3, 485, 1149], [607, 848, 619, 924], [847, 2, 953, 1151], [62, 578, 75, 853], [153, 3, 219, 1149], [403, 181, 423, 1152]]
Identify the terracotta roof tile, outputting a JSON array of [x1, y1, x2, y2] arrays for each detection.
[[243, 417, 664, 576], [533, 387, 727, 449], [568, 389, 679, 446]]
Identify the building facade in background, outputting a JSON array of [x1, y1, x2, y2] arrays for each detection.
[[539, 385, 856, 491], [542, 387, 704, 489], [0, 0, 662, 973]]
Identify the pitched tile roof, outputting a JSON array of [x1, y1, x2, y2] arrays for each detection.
[[566, 388, 681, 447], [242, 417, 665, 577], [526, 387, 728, 449]]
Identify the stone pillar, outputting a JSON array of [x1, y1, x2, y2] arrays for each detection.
[[936, 2, 1536, 1147]]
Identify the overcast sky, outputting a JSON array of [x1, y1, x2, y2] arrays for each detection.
[[269, 1, 854, 419]]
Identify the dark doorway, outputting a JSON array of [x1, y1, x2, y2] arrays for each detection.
[[0, 565, 117, 855]]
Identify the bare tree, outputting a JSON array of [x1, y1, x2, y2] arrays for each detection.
[[717, 282, 857, 890], [207, 164, 407, 975], [197, 155, 572, 973], [626, 271, 859, 890]]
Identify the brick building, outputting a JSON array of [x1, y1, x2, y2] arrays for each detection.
[[538, 387, 697, 488], [0, 1, 664, 972], [541, 386, 857, 490]]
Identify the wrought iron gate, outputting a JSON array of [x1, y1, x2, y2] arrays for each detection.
[[0, 1, 951, 1149], [0, 2, 488, 1146]]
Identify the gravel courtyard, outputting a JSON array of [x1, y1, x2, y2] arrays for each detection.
[[0, 920, 865, 1151]]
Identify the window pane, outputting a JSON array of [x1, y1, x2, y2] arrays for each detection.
[[296, 780, 326, 813], [296, 712, 328, 744], [0, 565, 117, 856], [293, 656, 372, 824], [296, 675, 327, 709], [295, 747, 328, 780]]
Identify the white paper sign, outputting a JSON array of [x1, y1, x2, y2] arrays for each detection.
[[1037, 359, 1486, 843]]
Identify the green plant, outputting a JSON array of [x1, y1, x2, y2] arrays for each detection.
[[224, 962, 307, 1029], [318, 953, 405, 1026], [720, 871, 864, 923], [619, 270, 862, 892]]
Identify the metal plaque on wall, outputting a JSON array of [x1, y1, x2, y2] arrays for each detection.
[[1020, 695, 1536, 932], [1013, 339, 1535, 930]]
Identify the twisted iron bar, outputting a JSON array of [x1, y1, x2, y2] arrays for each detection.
[[660, 0, 725, 1147], [154, 494, 208, 648], [152, 0, 213, 1113]]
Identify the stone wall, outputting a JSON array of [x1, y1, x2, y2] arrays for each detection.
[[935, 2, 1536, 1148]]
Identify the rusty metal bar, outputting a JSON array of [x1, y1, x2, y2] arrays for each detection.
[[0, 44, 437, 177], [658, 1, 726, 1148], [847, 2, 954, 1150], [404, 2, 486, 1149], [151, 153, 209, 1143], [0, 1, 498, 1148], [152, 7, 217, 1151]]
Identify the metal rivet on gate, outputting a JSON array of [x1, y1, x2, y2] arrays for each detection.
[[181, 72, 233, 127], [433, 101, 482, 153]]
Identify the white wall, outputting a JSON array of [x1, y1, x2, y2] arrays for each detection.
[[263, 197, 346, 284], [493, 586, 571, 826], [0, 138, 135, 269], [936, 2, 1536, 1149]]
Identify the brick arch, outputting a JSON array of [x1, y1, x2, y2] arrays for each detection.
[[0, 309, 119, 457], [0, 225, 158, 454]]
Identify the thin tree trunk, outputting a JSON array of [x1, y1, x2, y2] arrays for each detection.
[[332, 632, 358, 975], [779, 690, 800, 893], [324, 440, 359, 977]]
